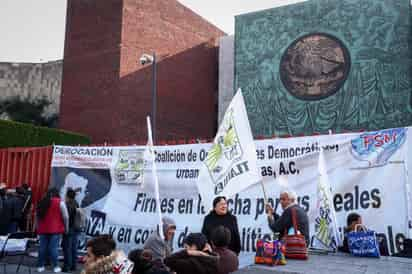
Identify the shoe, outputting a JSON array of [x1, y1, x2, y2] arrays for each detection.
[[37, 267, 45, 273], [53, 266, 62, 273], [62, 267, 70, 272]]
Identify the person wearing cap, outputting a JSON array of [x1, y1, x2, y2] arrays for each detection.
[[143, 217, 176, 261], [201, 196, 241, 255], [164, 233, 218, 274]]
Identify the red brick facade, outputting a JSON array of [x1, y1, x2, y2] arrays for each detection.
[[59, 0, 225, 143]]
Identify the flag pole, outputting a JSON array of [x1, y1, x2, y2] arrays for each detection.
[[146, 116, 164, 239], [260, 180, 268, 203]]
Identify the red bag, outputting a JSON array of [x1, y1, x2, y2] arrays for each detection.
[[283, 208, 308, 260]]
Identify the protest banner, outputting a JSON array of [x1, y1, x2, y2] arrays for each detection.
[[51, 127, 411, 264]]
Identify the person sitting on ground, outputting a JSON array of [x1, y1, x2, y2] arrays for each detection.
[[82, 234, 134, 274], [210, 226, 238, 274], [128, 249, 171, 274], [164, 233, 219, 274], [338, 212, 389, 256], [144, 217, 176, 261], [338, 212, 362, 253], [265, 190, 309, 246]]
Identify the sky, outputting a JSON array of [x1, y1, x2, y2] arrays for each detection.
[[0, 0, 305, 63]]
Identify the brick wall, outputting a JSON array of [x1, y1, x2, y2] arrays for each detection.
[[59, 0, 225, 143]]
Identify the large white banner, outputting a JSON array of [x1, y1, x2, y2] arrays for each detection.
[[51, 127, 411, 264]]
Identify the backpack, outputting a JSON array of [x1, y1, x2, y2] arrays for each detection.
[[74, 207, 87, 231]]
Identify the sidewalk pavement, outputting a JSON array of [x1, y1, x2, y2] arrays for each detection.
[[4, 252, 412, 274], [2, 264, 81, 274], [234, 253, 412, 274]]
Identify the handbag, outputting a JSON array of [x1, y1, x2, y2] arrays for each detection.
[[348, 225, 380, 258], [283, 208, 308, 260], [255, 239, 286, 265]]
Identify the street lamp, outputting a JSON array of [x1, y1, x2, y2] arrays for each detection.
[[140, 52, 157, 143]]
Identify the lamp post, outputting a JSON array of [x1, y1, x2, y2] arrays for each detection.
[[140, 52, 157, 143]]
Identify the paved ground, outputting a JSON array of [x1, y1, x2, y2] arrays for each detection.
[[3, 253, 412, 274], [234, 253, 412, 274], [1, 264, 81, 274]]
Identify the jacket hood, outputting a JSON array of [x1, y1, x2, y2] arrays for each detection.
[[162, 216, 176, 233]]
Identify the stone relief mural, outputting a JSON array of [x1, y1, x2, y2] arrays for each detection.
[[235, 0, 412, 137]]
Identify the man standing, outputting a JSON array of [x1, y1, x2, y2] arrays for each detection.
[[266, 190, 309, 245], [0, 183, 14, 235]]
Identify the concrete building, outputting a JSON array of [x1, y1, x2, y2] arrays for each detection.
[[0, 61, 62, 121]]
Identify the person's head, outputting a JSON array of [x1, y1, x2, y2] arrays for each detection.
[[210, 225, 231, 248], [0, 183, 6, 197], [22, 183, 30, 190], [16, 186, 25, 195], [65, 187, 76, 201], [128, 249, 152, 274], [161, 217, 176, 241], [183, 233, 207, 251], [48, 187, 60, 198], [213, 196, 228, 215], [279, 189, 297, 209], [37, 187, 60, 220], [85, 234, 116, 267], [347, 213, 362, 231]]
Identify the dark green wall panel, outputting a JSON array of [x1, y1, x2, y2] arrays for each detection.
[[235, 0, 412, 136]]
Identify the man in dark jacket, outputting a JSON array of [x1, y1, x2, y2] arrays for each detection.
[[266, 190, 309, 246], [0, 183, 15, 235], [164, 233, 218, 274]]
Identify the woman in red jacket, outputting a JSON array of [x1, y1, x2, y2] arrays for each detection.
[[36, 188, 68, 273]]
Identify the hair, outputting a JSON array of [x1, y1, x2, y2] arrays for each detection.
[[346, 212, 361, 227], [280, 189, 297, 202], [36, 188, 60, 220], [128, 249, 153, 274], [211, 226, 231, 248], [66, 188, 76, 200], [16, 186, 25, 195], [86, 234, 116, 258], [213, 196, 226, 209], [183, 233, 207, 251]]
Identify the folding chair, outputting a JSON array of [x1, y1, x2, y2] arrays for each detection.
[[0, 232, 37, 274]]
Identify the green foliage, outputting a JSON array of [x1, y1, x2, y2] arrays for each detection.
[[0, 119, 90, 148]]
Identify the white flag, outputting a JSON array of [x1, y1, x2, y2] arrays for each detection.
[[312, 148, 341, 251], [197, 89, 261, 209], [145, 116, 163, 239]]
